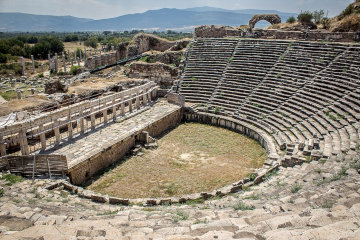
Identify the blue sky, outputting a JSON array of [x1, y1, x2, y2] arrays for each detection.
[[0, 0, 353, 19]]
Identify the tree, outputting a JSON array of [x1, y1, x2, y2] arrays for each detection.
[[297, 11, 316, 28], [0, 53, 7, 63], [313, 10, 325, 24], [286, 16, 296, 24], [84, 37, 98, 49], [321, 17, 331, 30]]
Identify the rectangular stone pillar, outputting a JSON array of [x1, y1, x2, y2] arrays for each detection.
[[147, 91, 152, 102], [19, 129, 29, 155], [68, 122, 73, 139], [77, 57, 80, 66], [31, 55, 35, 73], [54, 121, 61, 145], [90, 107, 96, 130], [135, 90, 140, 109], [80, 110, 85, 134], [20, 57, 25, 76], [17, 91, 21, 100], [70, 57, 73, 67], [112, 99, 116, 121], [38, 124, 46, 150], [48, 53, 51, 70], [62, 53, 66, 73], [121, 95, 125, 116], [0, 135, 6, 156], [143, 91, 148, 105], [103, 103, 108, 123], [54, 53, 58, 73], [128, 98, 133, 113]]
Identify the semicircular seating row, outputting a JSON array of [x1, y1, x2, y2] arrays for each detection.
[[177, 38, 360, 159]]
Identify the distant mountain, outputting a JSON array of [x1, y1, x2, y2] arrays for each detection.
[[0, 12, 91, 32], [0, 7, 297, 32]]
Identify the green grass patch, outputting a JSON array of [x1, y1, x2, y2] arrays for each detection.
[[233, 201, 255, 211], [290, 183, 302, 193], [0, 174, 24, 186]]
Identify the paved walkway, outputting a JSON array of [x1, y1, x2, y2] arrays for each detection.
[[45, 100, 180, 168]]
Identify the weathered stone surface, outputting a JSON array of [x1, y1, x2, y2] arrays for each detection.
[[249, 14, 281, 28]]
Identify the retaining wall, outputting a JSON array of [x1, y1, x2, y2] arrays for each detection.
[[68, 107, 183, 185]]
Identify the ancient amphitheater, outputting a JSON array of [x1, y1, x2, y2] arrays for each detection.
[[0, 25, 360, 239]]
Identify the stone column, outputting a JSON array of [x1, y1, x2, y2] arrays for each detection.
[[77, 57, 80, 66], [17, 91, 21, 99], [79, 51, 82, 62], [120, 95, 125, 116], [90, 107, 96, 130], [103, 103, 108, 123], [111, 45, 115, 51], [0, 134, 6, 156], [135, 90, 140, 109], [20, 57, 25, 76], [48, 53, 52, 71], [39, 124, 46, 150], [18, 129, 29, 155], [54, 120, 61, 145], [80, 110, 85, 134], [30, 88, 35, 95], [143, 91, 148, 105], [74, 51, 77, 62], [31, 55, 35, 73], [128, 97, 133, 113], [62, 53, 66, 73], [54, 53, 58, 73], [70, 57, 73, 67]]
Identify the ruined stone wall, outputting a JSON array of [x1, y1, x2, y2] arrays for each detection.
[[85, 51, 120, 70], [195, 25, 360, 42], [45, 79, 68, 94], [150, 51, 183, 66], [68, 107, 183, 185], [127, 34, 175, 57], [126, 62, 178, 89]]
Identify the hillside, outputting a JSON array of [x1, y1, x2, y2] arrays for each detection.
[[0, 7, 295, 32]]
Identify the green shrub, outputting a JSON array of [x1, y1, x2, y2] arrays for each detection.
[[298, 11, 314, 26], [70, 65, 80, 75], [248, 173, 257, 181], [214, 106, 221, 114], [286, 16, 296, 24], [290, 183, 302, 193], [139, 55, 155, 63], [84, 37, 98, 49]]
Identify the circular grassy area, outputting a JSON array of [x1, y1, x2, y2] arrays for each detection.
[[87, 122, 267, 198]]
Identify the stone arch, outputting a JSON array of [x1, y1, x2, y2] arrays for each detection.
[[249, 14, 281, 28]]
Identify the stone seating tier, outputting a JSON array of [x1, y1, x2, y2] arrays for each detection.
[[177, 38, 360, 160]]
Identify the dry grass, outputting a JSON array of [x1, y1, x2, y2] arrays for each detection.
[[0, 95, 54, 116], [87, 122, 267, 198]]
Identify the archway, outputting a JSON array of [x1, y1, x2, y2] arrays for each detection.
[[249, 14, 281, 29]]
